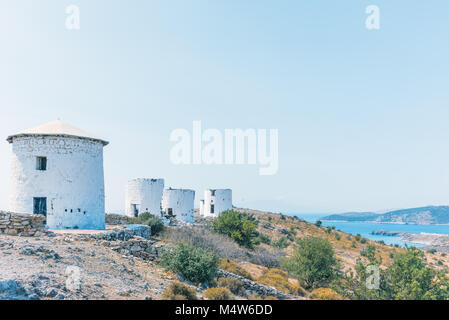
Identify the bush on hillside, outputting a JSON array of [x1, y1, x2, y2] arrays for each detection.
[[160, 243, 219, 285], [161, 282, 198, 300], [204, 287, 231, 300], [256, 268, 306, 296], [253, 233, 271, 245], [309, 288, 345, 300], [338, 247, 449, 300], [272, 237, 290, 249], [219, 259, 253, 280], [217, 278, 244, 295], [211, 210, 259, 248], [282, 236, 340, 289], [162, 226, 282, 268]]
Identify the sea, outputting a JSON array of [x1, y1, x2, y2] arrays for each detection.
[[295, 214, 449, 247]]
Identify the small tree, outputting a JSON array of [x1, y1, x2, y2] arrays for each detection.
[[384, 247, 449, 300], [315, 220, 322, 227], [160, 243, 219, 285], [211, 210, 258, 248], [282, 236, 340, 289], [337, 247, 449, 300]]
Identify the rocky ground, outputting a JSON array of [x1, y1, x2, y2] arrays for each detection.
[[0, 228, 186, 300]]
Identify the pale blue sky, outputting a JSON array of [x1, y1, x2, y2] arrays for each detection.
[[0, 1, 448, 214]]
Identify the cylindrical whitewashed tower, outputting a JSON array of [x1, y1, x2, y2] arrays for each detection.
[[161, 188, 195, 224], [125, 178, 164, 218], [201, 189, 232, 218], [7, 120, 108, 230]]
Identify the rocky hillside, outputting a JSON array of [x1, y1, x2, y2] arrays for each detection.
[[322, 206, 449, 224], [2, 209, 449, 300]]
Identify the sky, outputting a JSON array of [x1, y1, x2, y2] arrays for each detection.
[[0, 1, 448, 214]]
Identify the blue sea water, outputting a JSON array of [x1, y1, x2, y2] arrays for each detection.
[[295, 214, 449, 247]]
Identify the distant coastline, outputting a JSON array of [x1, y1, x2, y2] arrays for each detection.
[[321, 206, 449, 225]]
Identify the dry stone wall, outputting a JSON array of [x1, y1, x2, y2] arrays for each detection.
[[105, 214, 133, 225], [216, 269, 301, 300], [0, 211, 46, 237]]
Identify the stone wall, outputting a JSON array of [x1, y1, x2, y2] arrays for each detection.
[[105, 214, 133, 225], [216, 269, 302, 300], [61, 224, 160, 261], [0, 211, 46, 237]]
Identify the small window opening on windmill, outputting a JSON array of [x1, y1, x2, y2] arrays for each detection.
[[210, 204, 215, 214], [36, 157, 47, 171]]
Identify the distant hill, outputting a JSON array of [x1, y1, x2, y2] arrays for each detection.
[[322, 206, 449, 225]]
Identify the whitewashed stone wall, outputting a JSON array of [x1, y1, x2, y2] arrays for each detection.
[[125, 179, 164, 218], [201, 189, 232, 218], [9, 136, 106, 230], [161, 188, 195, 224]]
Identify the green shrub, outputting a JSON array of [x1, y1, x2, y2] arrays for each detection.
[[427, 249, 437, 254], [253, 233, 271, 245], [272, 237, 289, 249], [360, 244, 378, 263], [360, 238, 367, 244], [340, 247, 449, 300], [162, 282, 198, 300], [282, 236, 340, 289], [315, 220, 322, 227], [160, 243, 219, 285], [355, 234, 362, 242], [385, 247, 449, 299], [334, 233, 341, 241], [289, 227, 297, 237], [217, 278, 244, 295], [132, 212, 164, 235], [211, 210, 258, 248], [204, 287, 231, 300]]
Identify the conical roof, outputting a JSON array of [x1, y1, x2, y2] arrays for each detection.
[[6, 120, 109, 146]]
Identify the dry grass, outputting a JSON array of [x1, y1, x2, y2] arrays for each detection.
[[308, 288, 346, 300], [217, 277, 244, 295], [256, 268, 306, 296], [219, 259, 253, 279], [162, 225, 282, 268], [204, 287, 232, 300]]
